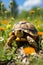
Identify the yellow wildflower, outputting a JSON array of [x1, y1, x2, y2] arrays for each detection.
[[35, 25, 40, 29], [37, 25, 40, 28], [35, 20, 41, 25], [6, 24, 11, 29], [30, 10, 35, 14], [11, 17, 15, 21]]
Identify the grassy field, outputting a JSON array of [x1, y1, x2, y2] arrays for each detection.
[[0, 16, 43, 65]]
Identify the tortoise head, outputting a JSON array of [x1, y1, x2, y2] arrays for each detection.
[[14, 29, 24, 38]]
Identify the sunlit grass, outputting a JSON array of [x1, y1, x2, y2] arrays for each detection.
[[0, 16, 43, 65]]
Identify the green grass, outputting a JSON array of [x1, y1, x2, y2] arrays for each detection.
[[0, 17, 43, 65]]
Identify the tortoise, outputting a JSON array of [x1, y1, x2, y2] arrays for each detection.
[[6, 21, 42, 52]]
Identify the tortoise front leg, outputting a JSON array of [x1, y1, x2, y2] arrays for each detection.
[[6, 34, 16, 50], [27, 36, 38, 52]]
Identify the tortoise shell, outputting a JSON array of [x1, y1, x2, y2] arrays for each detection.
[[12, 21, 38, 36]]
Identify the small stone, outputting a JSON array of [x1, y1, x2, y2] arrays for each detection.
[[22, 58, 29, 65]]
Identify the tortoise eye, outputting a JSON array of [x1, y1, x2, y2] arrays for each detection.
[[19, 30, 21, 32]]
